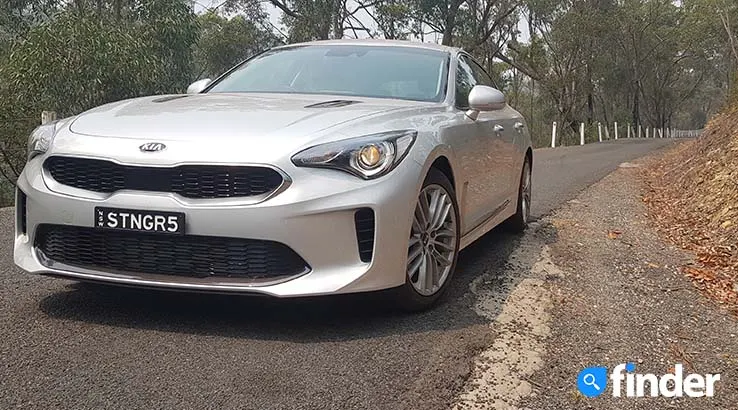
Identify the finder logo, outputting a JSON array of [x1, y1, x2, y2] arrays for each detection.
[[578, 363, 721, 398]]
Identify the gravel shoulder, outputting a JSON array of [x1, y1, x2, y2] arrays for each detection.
[[517, 162, 738, 409]]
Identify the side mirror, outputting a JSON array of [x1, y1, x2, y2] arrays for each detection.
[[466, 85, 506, 120], [187, 78, 212, 94]]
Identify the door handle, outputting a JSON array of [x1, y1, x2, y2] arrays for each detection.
[[493, 124, 505, 133], [514, 122, 525, 130]]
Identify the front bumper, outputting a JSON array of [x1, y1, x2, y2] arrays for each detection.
[[14, 156, 421, 297]]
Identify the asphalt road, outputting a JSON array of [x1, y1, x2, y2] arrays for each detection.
[[0, 139, 677, 410]]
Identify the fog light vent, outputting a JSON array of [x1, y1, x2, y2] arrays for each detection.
[[354, 208, 375, 263], [16, 189, 27, 235]]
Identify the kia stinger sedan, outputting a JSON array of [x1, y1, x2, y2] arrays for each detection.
[[15, 39, 532, 310]]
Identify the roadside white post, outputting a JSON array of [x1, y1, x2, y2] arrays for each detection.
[[646, 127, 650, 138], [638, 124, 642, 138], [598, 122, 603, 142], [627, 123, 630, 138], [551, 121, 557, 148], [580, 122, 585, 145], [41, 111, 57, 125], [614, 122, 619, 140]]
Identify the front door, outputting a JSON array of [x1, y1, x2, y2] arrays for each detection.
[[452, 55, 512, 234]]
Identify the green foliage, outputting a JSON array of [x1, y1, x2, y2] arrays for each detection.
[[195, 12, 281, 78], [0, 0, 737, 205], [0, 1, 198, 192]]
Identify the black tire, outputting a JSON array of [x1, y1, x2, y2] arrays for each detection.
[[504, 156, 532, 233], [395, 168, 461, 312]]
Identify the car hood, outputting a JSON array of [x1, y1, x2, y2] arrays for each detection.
[[69, 93, 419, 141]]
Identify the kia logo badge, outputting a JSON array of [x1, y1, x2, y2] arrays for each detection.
[[139, 142, 166, 152]]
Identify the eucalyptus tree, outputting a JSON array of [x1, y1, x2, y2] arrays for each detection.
[[0, 0, 199, 187], [195, 11, 281, 78]]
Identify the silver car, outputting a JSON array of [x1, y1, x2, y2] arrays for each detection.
[[14, 40, 532, 310]]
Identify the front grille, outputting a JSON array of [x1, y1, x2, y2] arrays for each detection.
[[44, 156, 284, 199], [35, 225, 309, 280], [354, 208, 375, 262], [16, 189, 27, 234]]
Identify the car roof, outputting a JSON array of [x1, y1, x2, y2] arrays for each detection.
[[273, 39, 460, 55]]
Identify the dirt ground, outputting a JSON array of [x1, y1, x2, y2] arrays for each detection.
[[455, 160, 738, 409]]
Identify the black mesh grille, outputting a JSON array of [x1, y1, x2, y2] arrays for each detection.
[[44, 156, 284, 199], [17, 189, 27, 234], [354, 208, 375, 262], [35, 225, 309, 280]]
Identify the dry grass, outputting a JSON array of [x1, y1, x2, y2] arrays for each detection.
[[643, 105, 738, 311]]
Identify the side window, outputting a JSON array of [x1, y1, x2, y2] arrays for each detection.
[[455, 56, 477, 109], [469, 58, 495, 88]]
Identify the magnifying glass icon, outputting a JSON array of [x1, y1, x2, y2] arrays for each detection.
[[583, 373, 601, 391]]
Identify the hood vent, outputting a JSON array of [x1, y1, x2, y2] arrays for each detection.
[[305, 100, 361, 109], [151, 95, 190, 103]]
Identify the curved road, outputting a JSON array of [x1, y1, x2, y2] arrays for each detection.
[[0, 139, 677, 410]]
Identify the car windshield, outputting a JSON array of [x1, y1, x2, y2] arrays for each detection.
[[206, 45, 449, 102]]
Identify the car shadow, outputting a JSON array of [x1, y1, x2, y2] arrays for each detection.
[[38, 224, 548, 342]]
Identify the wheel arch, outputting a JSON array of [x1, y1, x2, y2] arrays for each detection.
[[419, 145, 458, 194], [429, 156, 455, 190]]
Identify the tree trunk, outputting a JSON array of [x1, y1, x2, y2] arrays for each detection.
[[332, 0, 343, 39], [632, 91, 640, 128], [441, 1, 460, 46]]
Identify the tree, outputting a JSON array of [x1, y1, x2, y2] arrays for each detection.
[[0, 1, 199, 186], [194, 11, 281, 79]]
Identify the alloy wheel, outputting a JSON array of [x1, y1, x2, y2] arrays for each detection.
[[407, 184, 458, 296], [521, 161, 531, 224]]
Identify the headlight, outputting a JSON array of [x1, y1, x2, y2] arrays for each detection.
[[291, 130, 417, 179], [27, 122, 59, 161]]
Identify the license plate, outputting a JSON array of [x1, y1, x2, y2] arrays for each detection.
[[95, 207, 185, 234]]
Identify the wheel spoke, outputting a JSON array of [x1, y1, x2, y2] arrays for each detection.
[[419, 191, 432, 229], [431, 254, 441, 286], [424, 252, 435, 291], [432, 239, 454, 252], [416, 254, 428, 288], [430, 247, 451, 267], [407, 242, 423, 263], [414, 206, 428, 231], [408, 250, 423, 279], [435, 228, 455, 238], [412, 214, 423, 234], [428, 190, 443, 228], [431, 201, 451, 231], [408, 234, 421, 248]]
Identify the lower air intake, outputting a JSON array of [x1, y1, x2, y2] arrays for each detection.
[[354, 208, 375, 262]]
